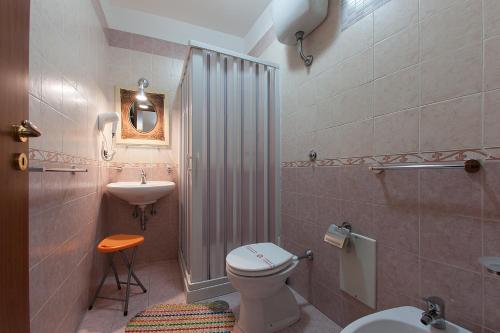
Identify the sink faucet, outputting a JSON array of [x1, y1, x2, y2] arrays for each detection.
[[140, 168, 147, 184], [420, 296, 446, 329]]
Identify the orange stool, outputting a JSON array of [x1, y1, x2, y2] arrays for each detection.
[[88, 234, 147, 316]]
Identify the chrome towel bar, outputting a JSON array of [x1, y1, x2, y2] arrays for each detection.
[[369, 159, 481, 174], [29, 166, 88, 173]]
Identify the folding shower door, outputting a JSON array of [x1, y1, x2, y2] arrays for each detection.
[[180, 42, 280, 289]]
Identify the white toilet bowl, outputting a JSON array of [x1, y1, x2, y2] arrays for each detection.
[[226, 243, 300, 333]]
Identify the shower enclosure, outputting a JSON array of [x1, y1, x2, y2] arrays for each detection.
[[179, 42, 280, 301]]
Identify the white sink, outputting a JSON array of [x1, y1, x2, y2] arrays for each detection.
[[341, 307, 471, 333], [106, 181, 175, 206]]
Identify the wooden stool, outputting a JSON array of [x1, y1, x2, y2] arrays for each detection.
[[88, 234, 147, 316]]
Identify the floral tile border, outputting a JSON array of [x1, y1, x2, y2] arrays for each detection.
[[29, 149, 99, 166], [29, 148, 178, 169], [32, 147, 500, 170], [281, 148, 498, 168], [106, 161, 177, 169]]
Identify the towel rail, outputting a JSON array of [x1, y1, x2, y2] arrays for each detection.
[[369, 159, 481, 174], [29, 166, 88, 173]]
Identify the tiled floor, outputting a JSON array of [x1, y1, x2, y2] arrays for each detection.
[[78, 260, 185, 333], [207, 290, 342, 333], [77, 260, 341, 333]]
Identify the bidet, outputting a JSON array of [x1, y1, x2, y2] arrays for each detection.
[[340, 306, 471, 333]]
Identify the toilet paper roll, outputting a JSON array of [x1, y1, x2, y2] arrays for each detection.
[[324, 224, 349, 248]]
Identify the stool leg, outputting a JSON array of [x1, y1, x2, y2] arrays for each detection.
[[119, 251, 146, 292], [121, 248, 137, 316], [131, 271, 147, 293], [88, 261, 110, 310], [109, 254, 121, 290]]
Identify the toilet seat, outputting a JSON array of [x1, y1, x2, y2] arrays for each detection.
[[226, 243, 294, 277]]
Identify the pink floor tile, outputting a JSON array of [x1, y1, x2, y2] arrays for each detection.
[[78, 259, 340, 333]]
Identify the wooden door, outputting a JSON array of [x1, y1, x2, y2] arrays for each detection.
[[0, 0, 31, 332]]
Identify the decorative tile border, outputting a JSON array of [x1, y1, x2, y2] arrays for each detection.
[[29, 149, 178, 169], [282, 148, 497, 168], [33, 147, 500, 170], [484, 147, 500, 160], [107, 161, 177, 169], [29, 149, 99, 166]]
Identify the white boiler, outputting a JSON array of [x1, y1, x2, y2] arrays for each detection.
[[271, 0, 328, 45]]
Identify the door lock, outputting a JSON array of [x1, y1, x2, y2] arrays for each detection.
[[13, 120, 41, 142], [13, 153, 28, 171]]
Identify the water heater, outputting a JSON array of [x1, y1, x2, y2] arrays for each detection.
[[272, 0, 328, 44]]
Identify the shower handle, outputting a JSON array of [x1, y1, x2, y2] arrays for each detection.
[[186, 154, 199, 174], [186, 155, 193, 172]]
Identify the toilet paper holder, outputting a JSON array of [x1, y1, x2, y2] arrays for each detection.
[[324, 222, 353, 249], [337, 222, 352, 234]]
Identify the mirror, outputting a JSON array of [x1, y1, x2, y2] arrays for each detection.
[[116, 87, 170, 147], [129, 101, 158, 133]]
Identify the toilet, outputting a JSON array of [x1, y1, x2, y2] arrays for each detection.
[[226, 242, 300, 333]]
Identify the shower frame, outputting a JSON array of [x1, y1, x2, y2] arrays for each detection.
[[179, 41, 281, 302]]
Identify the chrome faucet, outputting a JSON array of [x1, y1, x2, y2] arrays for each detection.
[[140, 168, 147, 184], [421, 296, 446, 329]]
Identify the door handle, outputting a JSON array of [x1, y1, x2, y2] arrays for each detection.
[[13, 120, 42, 142]]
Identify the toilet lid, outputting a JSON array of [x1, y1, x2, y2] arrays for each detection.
[[226, 243, 294, 277]]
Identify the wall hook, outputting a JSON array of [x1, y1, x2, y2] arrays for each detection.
[[295, 31, 313, 66], [309, 149, 318, 162]]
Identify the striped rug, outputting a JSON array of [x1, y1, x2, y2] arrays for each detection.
[[125, 303, 236, 333]]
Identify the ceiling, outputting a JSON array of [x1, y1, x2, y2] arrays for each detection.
[[108, 0, 272, 37]]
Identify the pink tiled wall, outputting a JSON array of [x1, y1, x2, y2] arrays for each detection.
[[256, 0, 500, 331], [102, 41, 185, 168], [28, 1, 185, 330], [102, 165, 179, 264], [281, 162, 500, 332], [28, 0, 110, 332], [101, 32, 186, 266], [259, 0, 500, 163], [102, 29, 187, 167]]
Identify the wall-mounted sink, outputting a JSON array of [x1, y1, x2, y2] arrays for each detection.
[[341, 306, 471, 333], [106, 181, 176, 230], [106, 181, 175, 207]]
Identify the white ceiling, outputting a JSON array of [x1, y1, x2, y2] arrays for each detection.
[[108, 0, 272, 37]]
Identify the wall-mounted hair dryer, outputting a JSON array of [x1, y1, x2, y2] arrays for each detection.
[[97, 112, 119, 161], [98, 112, 119, 137]]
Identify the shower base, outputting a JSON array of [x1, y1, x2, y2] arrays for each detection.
[[178, 251, 236, 303]]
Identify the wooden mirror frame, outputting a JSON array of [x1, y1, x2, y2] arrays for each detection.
[[115, 86, 170, 147]]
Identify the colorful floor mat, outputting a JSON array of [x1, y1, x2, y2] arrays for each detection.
[[125, 303, 235, 333]]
